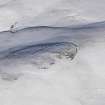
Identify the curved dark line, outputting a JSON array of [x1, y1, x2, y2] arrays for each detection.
[[0, 42, 78, 59]]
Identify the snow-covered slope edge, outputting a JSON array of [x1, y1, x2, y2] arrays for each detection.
[[0, 0, 105, 31]]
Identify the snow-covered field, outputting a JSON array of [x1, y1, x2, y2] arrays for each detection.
[[0, 0, 105, 105]]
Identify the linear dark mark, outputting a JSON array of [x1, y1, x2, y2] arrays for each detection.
[[0, 42, 78, 59], [1, 20, 105, 34]]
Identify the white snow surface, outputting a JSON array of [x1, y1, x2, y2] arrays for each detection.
[[0, 0, 105, 105], [0, 0, 105, 31], [0, 25, 105, 105]]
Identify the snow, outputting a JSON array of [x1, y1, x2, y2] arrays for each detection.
[[0, 25, 104, 105], [0, 42, 104, 105], [0, 0, 105, 31], [0, 0, 105, 105]]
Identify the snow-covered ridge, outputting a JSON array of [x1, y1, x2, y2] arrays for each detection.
[[0, 0, 105, 31]]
